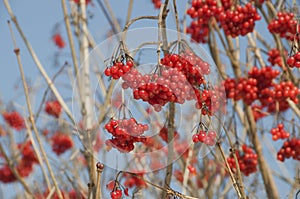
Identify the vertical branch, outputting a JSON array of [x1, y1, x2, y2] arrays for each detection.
[[61, 0, 79, 76], [78, 0, 96, 195], [8, 27, 64, 199], [245, 106, 280, 199]]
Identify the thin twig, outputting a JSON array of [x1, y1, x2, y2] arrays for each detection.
[[3, 0, 76, 125], [8, 21, 64, 199]]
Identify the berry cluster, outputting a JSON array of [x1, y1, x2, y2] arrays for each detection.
[[194, 87, 224, 115], [45, 100, 62, 118], [104, 118, 148, 152], [260, 81, 300, 112], [121, 52, 224, 114], [192, 130, 217, 146], [220, 0, 232, 10], [122, 67, 195, 111], [2, 111, 25, 131], [248, 66, 280, 90], [277, 138, 300, 162], [161, 52, 210, 86], [268, 12, 298, 41], [104, 60, 134, 79], [287, 52, 300, 68], [51, 131, 74, 155], [267, 48, 284, 67], [0, 141, 38, 183], [133, 68, 194, 111], [151, 0, 161, 9], [52, 33, 65, 49], [270, 124, 290, 141], [227, 144, 258, 176], [186, 0, 223, 43], [224, 66, 300, 113], [219, 3, 261, 37], [224, 77, 258, 105]]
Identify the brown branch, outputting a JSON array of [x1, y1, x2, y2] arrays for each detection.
[[7, 20, 64, 199]]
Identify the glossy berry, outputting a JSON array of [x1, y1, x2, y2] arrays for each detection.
[[219, 3, 261, 37], [110, 189, 122, 199], [105, 60, 134, 79], [96, 162, 104, 170], [277, 138, 300, 162], [267, 48, 285, 67], [104, 118, 148, 152], [193, 130, 216, 146], [52, 33, 65, 49], [287, 52, 300, 68], [186, 0, 223, 43], [268, 12, 299, 41], [227, 144, 258, 176], [270, 124, 290, 141], [151, 0, 161, 9]]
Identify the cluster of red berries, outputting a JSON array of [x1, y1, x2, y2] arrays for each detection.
[[0, 141, 38, 183], [132, 68, 194, 111], [186, 0, 223, 43], [267, 48, 284, 67], [224, 77, 258, 105], [227, 144, 258, 176], [151, 0, 161, 9], [224, 66, 300, 113], [219, 3, 261, 37], [2, 111, 25, 131], [194, 87, 224, 115], [51, 131, 74, 155], [52, 33, 65, 49], [268, 12, 298, 41], [104, 118, 148, 152], [122, 67, 195, 111], [287, 52, 300, 68], [277, 138, 300, 162], [220, 0, 232, 10], [121, 52, 223, 114], [270, 124, 290, 141], [248, 66, 280, 90], [260, 81, 300, 112], [192, 130, 217, 146], [161, 52, 210, 86], [104, 60, 134, 79], [45, 100, 62, 118]]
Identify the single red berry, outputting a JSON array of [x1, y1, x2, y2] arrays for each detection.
[[110, 190, 122, 199]]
